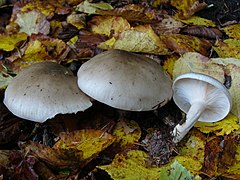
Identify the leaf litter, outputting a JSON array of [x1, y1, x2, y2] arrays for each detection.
[[1, 0, 240, 179]]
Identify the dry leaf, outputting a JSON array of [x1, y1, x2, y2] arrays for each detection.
[[223, 24, 240, 40], [15, 10, 50, 35]]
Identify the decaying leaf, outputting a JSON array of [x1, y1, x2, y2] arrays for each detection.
[[178, 129, 206, 164], [227, 141, 240, 175], [181, 26, 223, 39], [21, 129, 115, 169], [223, 24, 240, 40], [75, 0, 113, 15], [0, 32, 28, 51], [175, 15, 216, 27], [89, 15, 131, 36], [159, 160, 194, 180], [162, 54, 180, 77], [15, 10, 50, 36], [54, 129, 116, 160], [195, 113, 240, 136], [161, 34, 211, 56], [66, 13, 86, 30], [0, 72, 13, 89], [98, 25, 169, 55], [112, 118, 141, 152], [97, 150, 161, 179], [170, 0, 207, 19], [214, 39, 240, 58]]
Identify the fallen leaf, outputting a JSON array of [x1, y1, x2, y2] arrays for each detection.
[[75, 0, 113, 15], [97, 150, 161, 179], [175, 15, 216, 27], [181, 26, 223, 39], [214, 39, 240, 58], [223, 24, 240, 39], [98, 25, 169, 55], [161, 34, 211, 56], [195, 113, 240, 136], [15, 10, 50, 35], [162, 54, 180, 77], [0, 72, 13, 89], [159, 160, 194, 179], [54, 129, 116, 160], [89, 15, 131, 36], [112, 118, 141, 152], [67, 13, 86, 30], [0, 32, 28, 51], [178, 129, 206, 164], [170, 0, 207, 19]]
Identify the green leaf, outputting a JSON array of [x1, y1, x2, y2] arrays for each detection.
[[159, 160, 194, 180]]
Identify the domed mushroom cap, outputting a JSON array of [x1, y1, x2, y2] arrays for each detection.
[[77, 49, 172, 111], [173, 72, 231, 122], [4, 62, 92, 123]]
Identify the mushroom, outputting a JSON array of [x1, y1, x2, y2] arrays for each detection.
[[172, 72, 231, 143], [77, 49, 172, 111], [4, 62, 92, 123]]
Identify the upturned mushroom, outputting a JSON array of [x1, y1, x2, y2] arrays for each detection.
[[77, 49, 173, 111], [172, 72, 231, 143], [4, 62, 92, 123]]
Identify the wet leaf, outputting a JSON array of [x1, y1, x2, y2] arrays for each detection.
[[15, 10, 50, 35], [214, 39, 240, 58], [112, 118, 141, 152], [97, 150, 161, 179], [170, 0, 207, 19], [161, 34, 211, 56], [98, 25, 169, 55], [89, 15, 130, 36], [0, 32, 28, 51], [195, 113, 240, 136], [159, 160, 194, 180], [223, 24, 240, 39]]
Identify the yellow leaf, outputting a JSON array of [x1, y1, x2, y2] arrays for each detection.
[[172, 156, 202, 175], [175, 15, 216, 27], [54, 129, 115, 159], [98, 25, 169, 55], [0, 33, 28, 51], [170, 0, 207, 19], [223, 24, 240, 40], [97, 150, 161, 180], [90, 16, 130, 36], [75, 0, 113, 15], [112, 118, 141, 151], [162, 54, 180, 77], [67, 13, 86, 30], [178, 129, 206, 164], [195, 113, 240, 136], [161, 34, 211, 56], [214, 39, 240, 58]]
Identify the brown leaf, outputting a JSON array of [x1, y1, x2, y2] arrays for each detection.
[[202, 136, 222, 176], [161, 34, 211, 56], [181, 26, 223, 39]]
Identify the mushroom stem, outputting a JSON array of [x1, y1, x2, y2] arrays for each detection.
[[173, 101, 206, 143]]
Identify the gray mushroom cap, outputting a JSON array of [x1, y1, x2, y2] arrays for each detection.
[[4, 62, 92, 123], [77, 49, 173, 111]]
